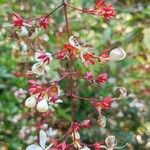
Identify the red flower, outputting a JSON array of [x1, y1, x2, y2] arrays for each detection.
[[12, 12, 23, 27], [39, 16, 49, 29], [57, 50, 66, 60], [93, 142, 101, 150], [81, 119, 90, 128], [57, 44, 76, 60], [98, 49, 110, 63], [95, 96, 112, 110], [82, 53, 95, 67], [90, 1, 116, 20], [95, 73, 108, 84]]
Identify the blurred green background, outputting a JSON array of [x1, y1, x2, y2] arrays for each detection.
[[0, 0, 150, 149]]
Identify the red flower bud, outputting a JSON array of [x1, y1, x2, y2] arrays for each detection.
[[95, 73, 108, 84], [39, 16, 49, 29], [95, 96, 112, 110], [93, 142, 101, 150], [12, 12, 23, 27], [81, 119, 90, 128]]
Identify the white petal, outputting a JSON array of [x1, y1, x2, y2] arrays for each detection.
[[25, 96, 36, 108], [36, 99, 49, 112], [34, 51, 43, 62], [69, 36, 81, 48], [39, 130, 47, 149], [26, 144, 42, 150], [110, 48, 126, 61], [32, 63, 45, 75]]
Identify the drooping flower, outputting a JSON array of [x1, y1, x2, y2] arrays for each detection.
[[12, 12, 23, 27], [39, 16, 49, 29], [25, 96, 36, 108], [36, 99, 49, 112], [109, 48, 126, 61], [95, 96, 112, 110], [105, 135, 117, 149], [26, 130, 47, 150], [95, 73, 108, 84]]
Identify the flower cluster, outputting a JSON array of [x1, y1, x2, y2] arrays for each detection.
[[12, 12, 50, 29], [25, 80, 62, 112], [31, 50, 53, 76], [10, 0, 128, 149]]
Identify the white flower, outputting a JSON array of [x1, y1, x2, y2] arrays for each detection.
[[34, 51, 53, 65], [36, 99, 49, 112], [32, 63, 49, 75], [110, 48, 126, 61], [25, 96, 36, 108], [69, 35, 81, 49], [47, 127, 57, 138], [26, 130, 47, 150]]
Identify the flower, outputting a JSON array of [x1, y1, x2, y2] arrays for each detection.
[[109, 48, 126, 61], [36, 99, 49, 112], [81, 119, 90, 128], [39, 16, 49, 29], [105, 135, 117, 149], [97, 115, 106, 127], [47, 127, 58, 138], [12, 12, 23, 27], [26, 130, 47, 150], [95, 73, 108, 84], [98, 49, 110, 63], [57, 44, 76, 60], [34, 50, 53, 65], [25, 96, 36, 108], [91, 0, 116, 20], [93, 142, 101, 150], [116, 87, 127, 98], [32, 63, 48, 75], [82, 52, 95, 67], [95, 96, 112, 110]]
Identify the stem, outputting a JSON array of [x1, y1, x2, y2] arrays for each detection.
[[63, 0, 75, 121], [63, 0, 70, 38], [26, 3, 63, 23]]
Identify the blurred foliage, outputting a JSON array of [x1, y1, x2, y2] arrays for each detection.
[[0, 0, 150, 149]]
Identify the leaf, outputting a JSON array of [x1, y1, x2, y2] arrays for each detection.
[[26, 144, 42, 150], [143, 28, 150, 50], [39, 130, 47, 149]]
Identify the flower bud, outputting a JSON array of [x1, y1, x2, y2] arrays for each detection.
[[25, 96, 36, 108], [105, 135, 117, 148], [116, 87, 127, 98], [110, 48, 126, 61], [97, 115, 106, 128], [36, 99, 49, 112]]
